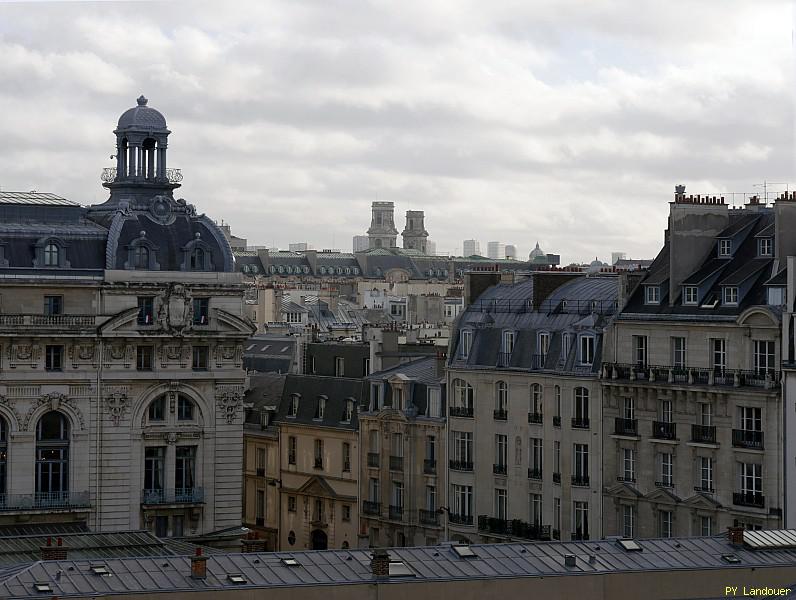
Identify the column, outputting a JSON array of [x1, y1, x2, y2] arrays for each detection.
[[157, 146, 167, 180]]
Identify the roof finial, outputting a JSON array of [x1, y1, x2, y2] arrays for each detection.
[[137, 95, 148, 106]]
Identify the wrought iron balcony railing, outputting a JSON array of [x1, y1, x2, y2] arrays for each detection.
[[423, 459, 436, 474], [604, 363, 780, 390], [572, 417, 590, 429], [494, 409, 508, 420], [552, 472, 561, 484], [552, 415, 561, 427], [367, 452, 380, 468], [528, 468, 542, 480], [448, 512, 473, 525], [493, 463, 507, 475], [528, 412, 543, 424], [449, 406, 474, 418], [732, 429, 764, 449], [363, 501, 381, 516], [389, 456, 404, 471], [691, 424, 717, 444], [419, 509, 440, 526], [477, 515, 551, 541], [733, 492, 765, 508], [101, 167, 183, 184], [0, 491, 90, 511], [614, 417, 638, 436], [652, 421, 676, 440], [449, 459, 473, 472], [141, 488, 204, 505], [572, 474, 590, 487]]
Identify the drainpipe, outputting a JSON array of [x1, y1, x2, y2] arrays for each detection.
[[95, 337, 103, 530]]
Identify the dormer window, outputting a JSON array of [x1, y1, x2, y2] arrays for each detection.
[[768, 287, 786, 307], [315, 396, 326, 420], [502, 330, 515, 354], [683, 286, 698, 306], [190, 247, 205, 270], [288, 394, 299, 417], [44, 243, 60, 266], [579, 335, 595, 365], [645, 286, 660, 305], [460, 330, 473, 359], [758, 238, 772, 257], [342, 399, 354, 422], [723, 286, 739, 305], [718, 239, 732, 257], [538, 332, 550, 359]]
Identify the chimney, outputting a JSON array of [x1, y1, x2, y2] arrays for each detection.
[[191, 548, 208, 579], [564, 554, 576, 567], [40, 537, 67, 561], [727, 526, 745, 547], [435, 350, 447, 379], [371, 549, 390, 578]]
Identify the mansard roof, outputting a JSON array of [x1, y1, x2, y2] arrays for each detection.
[[271, 374, 363, 430]]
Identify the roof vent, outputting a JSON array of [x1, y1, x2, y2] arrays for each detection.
[[564, 554, 577, 567]]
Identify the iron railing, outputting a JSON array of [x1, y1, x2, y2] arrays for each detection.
[[552, 472, 561, 484], [367, 453, 380, 468], [604, 363, 780, 390], [493, 464, 507, 475], [493, 409, 508, 420], [141, 488, 204, 504], [692, 424, 717, 444], [528, 468, 542, 480], [419, 509, 440, 526], [101, 167, 183, 184], [423, 459, 436, 474], [363, 501, 381, 515], [449, 460, 473, 472], [0, 491, 90, 511], [572, 417, 590, 429], [528, 412, 543, 424], [389, 456, 404, 471], [652, 421, 676, 440], [449, 406, 474, 418], [448, 513, 473, 525], [553, 415, 561, 427], [614, 418, 638, 436], [732, 429, 764, 449], [733, 492, 764, 508], [572, 475, 590, 487], [389, 505, 404, 521], [477, 516, 551, 540]]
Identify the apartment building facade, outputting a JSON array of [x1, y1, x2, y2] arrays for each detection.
[[601, 191, 796, 538], [446, 272, 619, 543], [359, 356, 447, 547]]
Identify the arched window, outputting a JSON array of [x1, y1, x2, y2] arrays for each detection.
[[190, 247, 205, 270], [148, 397, 165, 422], [43, 243, 60, 267], [452, 379, 474, 416], [530, 384, 543, 415], [177, 396, 194, 421], [495, 381, 508, 413], [0, 417, 6, 495], [36, 411, 69, 502], [134, 245, 149, 269]]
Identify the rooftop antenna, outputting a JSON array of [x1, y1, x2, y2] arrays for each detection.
[[753, 181, 788, 204]]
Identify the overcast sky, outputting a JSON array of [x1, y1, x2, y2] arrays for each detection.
[[0, 0, 792, 263]]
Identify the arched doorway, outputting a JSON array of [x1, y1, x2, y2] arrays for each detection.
[[311, 529, 328, 550]]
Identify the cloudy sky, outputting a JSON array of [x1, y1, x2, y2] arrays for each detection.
[[0, 0, 792, 263]]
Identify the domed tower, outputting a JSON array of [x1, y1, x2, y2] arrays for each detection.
[[529, 242, 545, 261]]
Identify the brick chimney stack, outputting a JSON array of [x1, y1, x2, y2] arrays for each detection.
[[371, 549, 390, 578], [191, 547, 208, 579], [40, 537, 67, 561], [728, 526, 745, 547]]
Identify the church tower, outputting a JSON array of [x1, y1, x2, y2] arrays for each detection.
[[367, 202, 398, 249], [401, 210, 429, 253]]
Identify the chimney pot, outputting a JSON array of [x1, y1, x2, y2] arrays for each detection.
[[191, 549, 208, 579], [564, 554, 577, 567], [371, 549, 390, 578], [728, 526, 745, 546]]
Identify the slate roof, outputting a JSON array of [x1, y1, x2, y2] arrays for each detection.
[[245, 373, 288, 420], [368, 356, 443, 386], [1, 535, 796, 597], [272, 374, 364, 430], [243, 335, 295, 374], [0, 192, 78, 206]]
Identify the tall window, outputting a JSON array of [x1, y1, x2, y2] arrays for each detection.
[[574, 501, 589, 540], [502, 330, 515, 354], [554, 498, 561, 534], [753, 340, 775, 375], [671, 337, 687, 368], [189, 247, 205, 270], [579, 336, 595, 364], [659, 452, 673, 487], [699, 402, 713, 426], [659, 510, 673, 538], [660, 399, 673, 423], [392, 481, 404, 510], [369, 478, 380, 502], [134, 245, 149, 269], [632, 335, 647, 368], [530, 384, 542, 414], [495, 381, 508, 412], [45, 345, 63, 372], [137, 346, 154, 371], [192, 298, 209, 325], [460, 330, 473, 358], [452, 431, 473, 464], [622, 505, 635, 538], [343, 399, 354, 422], [427, 388, 441, 417], [192, 346, 208, 371], [175, 446, 196, 492], [621, 448, 635, 482], [495, 434, 507, 469], [494, 488, 507, 520], [574, 444, 589, 483], [43, 243, 59, 266], [256, 447, 267, 475], [573, 387, 589, 426], [553, 441, 560, 476], [177, 396, 194, 421], [683, 286, 698, 305], [623, 397, 635, 420], [315, 396, 326, 420], [452, 379, 474, 411], [530, 438, 543, 475], [256, 489, 266, 522], [701, 516, 713, 536], [758, 238, 773, 257], [391, 433, 404, 458], [645, 286, 660, 304], [334, 357, 344, 377], [426, 435, 436, 461], [554, 386, 561, 418], [342, 442, 351, 472], [137, 296, 155, 325], [530, 493, 542, 526], [699, 456, 713, 491], [288, 436, 297, 465], [452, 484, 473, 518], [144, 447, 165, 499], [426, 485, 436, 511], [148, 397, 165, 422], [739, 406, 762, 432], [538, 332, 550, 360], [719, 239, 732, 257], [712, 339, 727, 372], [288, 395, 299, 417], [0, 418, 7, 495], [739, 462, 762, 498], [36, 412, 69, 500], [44, 295, 63, 316], [723, 286, 739, 305], [313, 439, 324, 469]]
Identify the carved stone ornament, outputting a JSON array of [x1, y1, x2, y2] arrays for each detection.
[[14, 344, 33, 361], [215, 389, 243, 424], [23, 392, 85, 431], [156, 283, 194, 335], [0, 395, 22, 428], [220, 345, 236, 360], [105, 392, 129, 426], [109, 343, 127, 360], [164, 345, 183, 360], [75, 343, 95, 361]]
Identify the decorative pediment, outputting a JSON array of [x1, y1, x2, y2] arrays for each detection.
[[214, 308, 257, 336], [296, 476, 341, 499], [644, 486, 681, 505], [683, 492, 723, 509], [22, 393, 85, 431], [605, 481, 643, 499]]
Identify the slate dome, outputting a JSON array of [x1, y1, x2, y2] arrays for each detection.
[[117, 95, 168, 131]]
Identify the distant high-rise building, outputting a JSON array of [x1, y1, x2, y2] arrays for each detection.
[[401, 210, 429, 253], [487, 241, 505, 260], [353, 235, 370, 253], [289, 242, 313, 252], [367, 202, 398, 249], [426, 239, 437, 256], [463, 239, 481, 257], [505, 244, 517, 259], [611, 252, 627, 265]]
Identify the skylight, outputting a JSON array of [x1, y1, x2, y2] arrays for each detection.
[[227, 574, 247, 584], [617, 539, 642, 552], [388, 561, 416, 577], [721, 554, 741, 564], [281, 557, 300, 567], [452, 545, 477, 559], [90, 564, 111, 576], [34, 583, 52, 593]]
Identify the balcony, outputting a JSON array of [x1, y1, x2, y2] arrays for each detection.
[[691, 424, 717, 444], [424, 459, 437, 474], [449, 459, 473, 472], [694, 485, 715, 494], [497, 352, 512, 367], [141, 488, 204, 505], [571, 417, 590, 429], [655, 480, 673, 489], [552, 529, 561, 540], [449, 406, 474, 418], [652, 421, 676, 440], [255, 467, 265, 477], [616, 476, 636, 484], [553, 415, 561, 427], [367, 453, 380, 468], [0, 314, 99, 332], [494, 409, 508, 421], [552, 472, 561, 484], [732, 429, 764, 450], [572, 474, 590, 487], [528, 468, 542, 480], [604, 363, 781, 391], [733, 492, 765, 508], [571, 531, 590, 541], [0, 491, 90, 512], [477, 516, 551, 541], [363, 501, 381, 516], [528, 412, 543, 424], [448, 512, 473, 526], [419, 509, 440, 526], [313, 458, 324, 469], [101, 166, 183, 184], [614, 418, 638, 436], [531, 354, 547, 370], [389, 456, 404, 471], [493, 464, 507, 475], [389, 505, 404, 521]]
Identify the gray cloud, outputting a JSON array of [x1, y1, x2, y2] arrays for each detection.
[[0, 0, 791, 263]]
